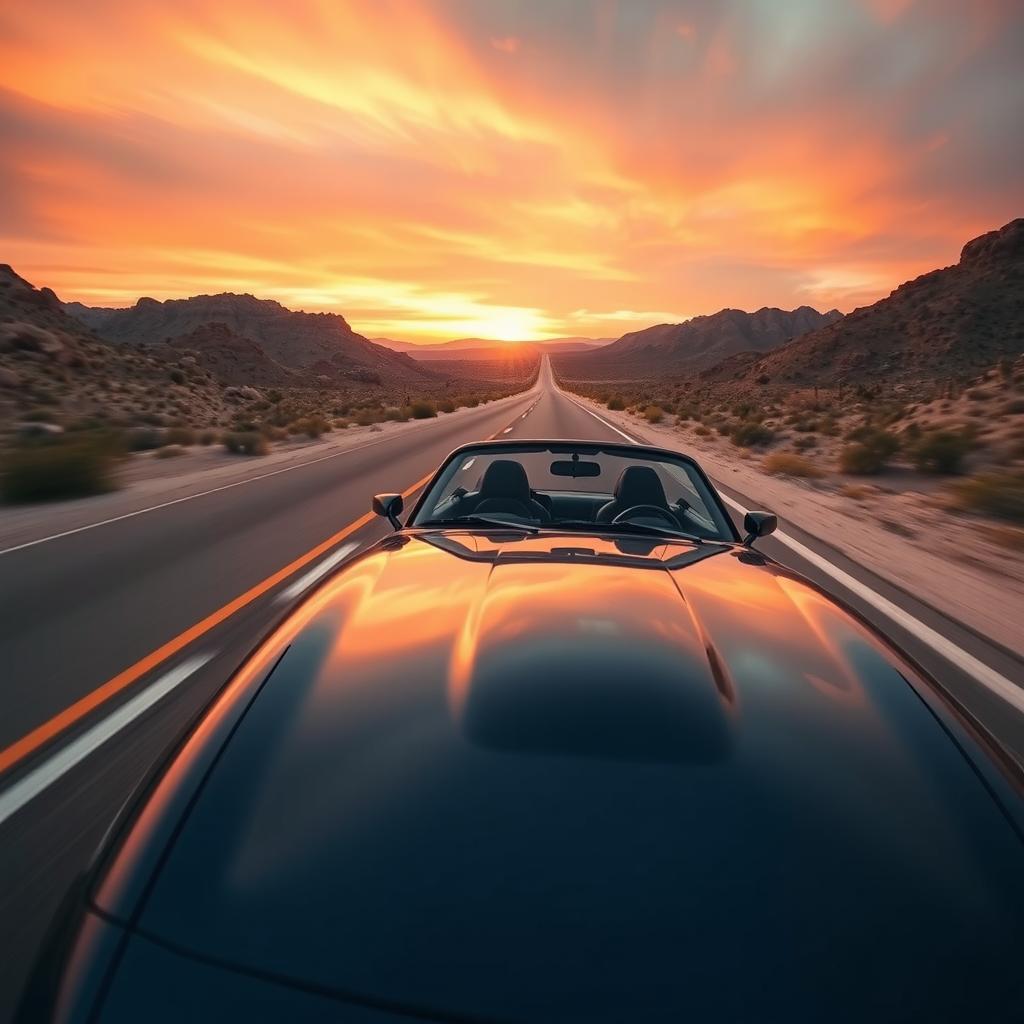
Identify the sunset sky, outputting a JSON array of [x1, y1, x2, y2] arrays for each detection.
[[1, 1, 1021, 343]]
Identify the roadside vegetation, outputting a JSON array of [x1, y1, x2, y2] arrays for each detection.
[[0, 433, 120, 503]]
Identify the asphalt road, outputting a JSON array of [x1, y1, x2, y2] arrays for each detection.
[[1, 355, 1022, 1018]]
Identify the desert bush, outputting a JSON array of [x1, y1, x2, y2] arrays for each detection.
[[462, 396, 480, 408], [437, 398, 456, 413], [168, 368, 186, 385], [730, 421, 774, 447], [165, 426, 196, 446], [793, 434, 818, 450], [260, 424, 288, 441], [762, 453, 823, 478], [694, 425, 711, 436], [126, 426, 166, 451], [409, 400, 437, 419], [607, 395, 626, 411], [384, 407, 407, 422], [223, 431, 269, 456], [908, 430, 972, 474], [950, 472, 1024, 523], [288, 416, 329, 438], [333, 418, 350, 429], [198, 429, 218, 446], [1003, 398, 1024, 415], [966, 388, 990, 401], [154, 444, 185, 459], [643, 405, 664, 424], [838, 429, 899, 474], [1, 437, 118, 503]]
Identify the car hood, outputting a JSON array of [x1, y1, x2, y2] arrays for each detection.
[[107, 532, 1024, 1022]]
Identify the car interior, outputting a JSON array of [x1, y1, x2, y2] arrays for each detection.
[[415, 448, 732, 541]]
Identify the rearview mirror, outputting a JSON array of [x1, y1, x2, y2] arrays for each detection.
[[550, 459, 601, 478], [372, 493, 404, 530], [742, 510, 777, 547]]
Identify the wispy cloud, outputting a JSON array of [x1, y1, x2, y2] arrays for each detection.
[[1, 0, 1020, 341]]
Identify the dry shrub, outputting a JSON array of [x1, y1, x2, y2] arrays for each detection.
[[409, 400, 437, 419], [950, 472, 1024, 523], [2, 436, 118, 503], [762, 453, 823, 478], [223, 431, 269, 456]]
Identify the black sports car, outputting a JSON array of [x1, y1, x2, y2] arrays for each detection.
[[23, 441, 1024, 1022]]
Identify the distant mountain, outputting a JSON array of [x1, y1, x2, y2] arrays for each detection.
[[373, 335, 611, 358], [728, 218, 1024, 391], [540, 337, 613, 353], [371, 337, 420, 353], [598, 306, 842, 370], [64, 293, 434, 384], [61, 300, 120, 332]]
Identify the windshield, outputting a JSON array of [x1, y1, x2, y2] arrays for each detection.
[[411, 443, 736, 542]]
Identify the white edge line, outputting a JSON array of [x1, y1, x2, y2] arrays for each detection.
[[561, 391, 1024, 712], [0, 653, 213, 827], [561, 392, 638, 443], [0, 389, 536, 558], [276, 542, 360, 603]]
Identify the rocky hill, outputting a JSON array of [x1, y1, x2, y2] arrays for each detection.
[[161, 323, 297, 386], [0, 265, 231, 428], [611, 306, 838, 358], [64, 292, 434, 385], [556, 306, 840, 378], [731, 219, 1024, 392]]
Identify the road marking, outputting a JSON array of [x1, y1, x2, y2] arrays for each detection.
[[561, 393, 639, 443], [0, 470, 435, 777], [0, 391, 534, 558], [0, 654, 212, 828], [558, 390, 1024, 713], [275, 542, 360, 603], [502, 427, 513, 434]]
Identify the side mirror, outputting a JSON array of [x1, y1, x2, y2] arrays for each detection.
[[372, 493, 404, 530], [742, 510, 777, 547]]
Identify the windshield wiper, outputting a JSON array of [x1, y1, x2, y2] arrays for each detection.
[[579, 520, 705, 543], [420, 515, 541, 534]]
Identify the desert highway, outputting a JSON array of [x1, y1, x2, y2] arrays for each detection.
[[1, 355, 1022, 1016]]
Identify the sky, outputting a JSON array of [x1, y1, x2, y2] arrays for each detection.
[[1, 1, 1021, 343]]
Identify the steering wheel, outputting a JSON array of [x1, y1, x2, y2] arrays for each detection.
[[612, 504, 678, 526]]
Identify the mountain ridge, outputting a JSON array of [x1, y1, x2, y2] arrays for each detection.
[[63, 292, 434, 384], [724, 218, 1024, 391]]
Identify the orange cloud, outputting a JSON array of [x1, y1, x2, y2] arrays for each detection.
[[0, 0, 1020, 342]]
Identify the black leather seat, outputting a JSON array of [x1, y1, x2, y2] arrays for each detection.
[[462, 460, 551, 521], [596, 466, 674, 523]]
